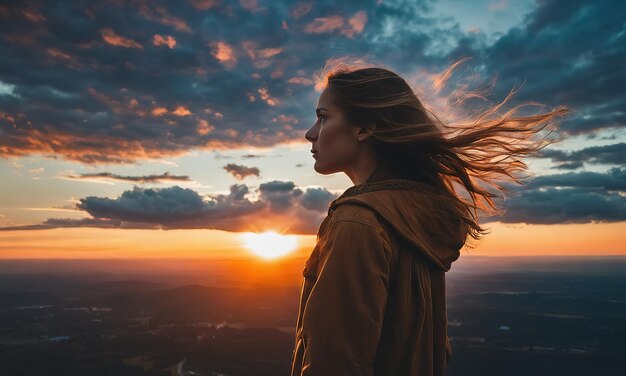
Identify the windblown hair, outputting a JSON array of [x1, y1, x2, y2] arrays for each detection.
[[313, 57, 570, 244]]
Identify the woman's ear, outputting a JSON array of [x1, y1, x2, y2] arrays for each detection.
[[356, 124, 375, 142]]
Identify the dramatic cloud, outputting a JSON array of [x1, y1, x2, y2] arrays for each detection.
[[0, 182, 339, 234], [470, 0, 626, 134], [485, 168, 626, 224], [0, 0, 622, 167], [3, 164, 625, 232], [537, 143, 626, 170]]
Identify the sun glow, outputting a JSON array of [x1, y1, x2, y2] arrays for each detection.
[[240, 231, 299, 259]]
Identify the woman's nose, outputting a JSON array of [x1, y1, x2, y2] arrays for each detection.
[[305, 126, 317, 143]]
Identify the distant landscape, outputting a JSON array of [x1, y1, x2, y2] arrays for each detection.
[[1, 256, 625, 375]]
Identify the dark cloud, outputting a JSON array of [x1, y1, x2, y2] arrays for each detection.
[[241, 154, 266, 158], [487, 187, 626, 225], [64, 171, 191, 183], [0, 181, 338, 234], [484, 168, 626, 224], [537, 143, 626, 170], [299, 186, 337, 211], [258, 180, 303, 212], [3, 165, 623, 231], [5, 0, 619, 165], [223, 163, 260, 180], [76, 185, 251, 224], [456, 0, 626, 135], [524, 167, 626, 192]]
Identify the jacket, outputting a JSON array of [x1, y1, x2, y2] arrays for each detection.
[[290, 178, 468, 376]]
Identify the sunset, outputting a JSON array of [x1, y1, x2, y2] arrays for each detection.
[[0, 0, 624, 375]]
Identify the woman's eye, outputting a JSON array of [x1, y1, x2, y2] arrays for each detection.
[[318, 116, 326, 124]]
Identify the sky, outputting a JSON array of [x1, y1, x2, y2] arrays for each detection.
[[0, 0, 624, 259]]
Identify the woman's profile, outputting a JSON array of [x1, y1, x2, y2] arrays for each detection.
[[290, 57, 569, 376]]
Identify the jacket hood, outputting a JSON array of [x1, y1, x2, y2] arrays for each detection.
[[327, 179, 467, 271]]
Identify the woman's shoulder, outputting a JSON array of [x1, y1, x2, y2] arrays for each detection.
[[328, 202, 384, 231]]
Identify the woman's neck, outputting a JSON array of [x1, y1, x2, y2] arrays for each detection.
[[364, 160, 398, 184]]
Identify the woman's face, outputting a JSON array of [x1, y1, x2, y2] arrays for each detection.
[[305, 88, 361, 175]]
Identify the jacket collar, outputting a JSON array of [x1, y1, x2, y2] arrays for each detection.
[[328, 179, 440, 214], [327, 178, 466, 272]]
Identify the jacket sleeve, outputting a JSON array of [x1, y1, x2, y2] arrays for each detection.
[[299, 219, 393, 376]]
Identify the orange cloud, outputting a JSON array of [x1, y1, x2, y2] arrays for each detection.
[[151, 107, 168, 116], [210, 41, 237, 68], [172, 106, 192, 116], [241, 41, 283, 69], [197, 119, 215, 135], [258, 87, 279, 106], [272, 114, 299, 127], [189, 0, 220, 10], [303, 15, 344, 34], [346, 10, 368, 37], [259, 47, 283, 58], [287, 77, 314, 85], [303, 11, 368, 38], [46, 48, 84, 70], [153, 34, 177, 49], [100, 28, 143, 49], [136, 2, 192, 33]]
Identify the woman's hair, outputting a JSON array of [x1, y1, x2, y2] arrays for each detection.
[[313, 56, 570, 244]]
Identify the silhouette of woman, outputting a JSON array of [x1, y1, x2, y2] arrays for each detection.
[[290, 57, 569, 376]]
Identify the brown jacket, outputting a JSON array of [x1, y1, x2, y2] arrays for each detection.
[[290, 178, 468, 376]]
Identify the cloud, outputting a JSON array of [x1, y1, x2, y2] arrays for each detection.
[[210, 41, 237, 68], [63, 171, 192, 184], [537, 143, 626, 170], [153, 34, 177, 49], [189, 0, 220, 11], [524, 167, 626, 192], [0, 0, 622, 168], [287, 76, 314, 85], [302, 11, 367, 38], [3, 168, 624, 232], [135, 0, 192, 33], [257, 87, 279, 106], [223, 163, 260, 180], [299, 186, 337, 211], [258, 180, 302, 212], [100, 28, 143, 49], [484, 168, 626, 224], [469, 0, 626, 134], [0, 182, 339, 234]]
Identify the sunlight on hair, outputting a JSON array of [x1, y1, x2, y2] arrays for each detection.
[[310, 55, 571, 248]]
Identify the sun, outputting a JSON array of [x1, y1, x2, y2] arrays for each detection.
[[240, 231, 299, 259]]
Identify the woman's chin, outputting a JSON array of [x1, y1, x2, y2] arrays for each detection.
[[313, 161, 328, 174], [313, 162, 339, 175]]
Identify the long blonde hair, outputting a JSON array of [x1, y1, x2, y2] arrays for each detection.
[[313, 57, 570, 243]]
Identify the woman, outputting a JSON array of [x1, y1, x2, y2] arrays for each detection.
[[290, 58, 569, 376]]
